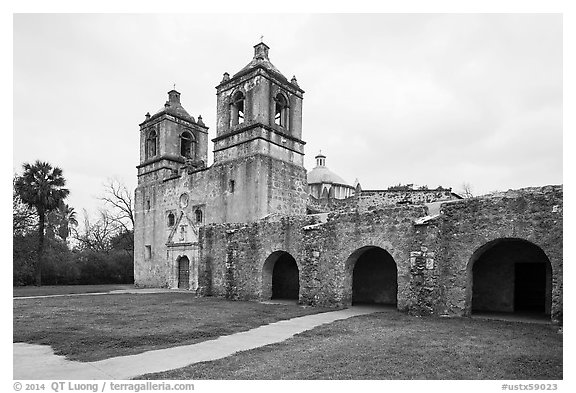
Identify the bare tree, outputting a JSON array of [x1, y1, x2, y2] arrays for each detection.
[[74, 209, 123, 253], [100, 178, 134, 231], [460, 182, 474, 198]]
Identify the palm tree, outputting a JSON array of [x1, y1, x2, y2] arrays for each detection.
[[46, 202, 78, 242], [14, 161, 69, 286], [61, 204, 79, 239]]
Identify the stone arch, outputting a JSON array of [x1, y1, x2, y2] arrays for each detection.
[[145, 129, 157, 159], [180, 131, 195, 158], [177, 255, 190, 290], [466, 238, 553, 317], [230, 90, 246, 126], [345, 246, 398, 306], [262, 251, 300, 300], [274, 92, 290, 128]]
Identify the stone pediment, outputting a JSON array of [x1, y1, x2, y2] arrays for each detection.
[[166, 212, 199, 246]]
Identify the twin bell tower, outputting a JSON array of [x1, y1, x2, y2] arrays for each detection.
[[136, 42, 308, 227]]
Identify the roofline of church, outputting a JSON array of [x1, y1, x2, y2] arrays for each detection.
[[215, 64, 305, 94], [140, 111, 209, 130]]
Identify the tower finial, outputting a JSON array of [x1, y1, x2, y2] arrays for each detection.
[[260, 34, 264, 43], [173, 82, 176, 90]]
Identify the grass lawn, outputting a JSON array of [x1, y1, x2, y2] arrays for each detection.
[[139, 311, 562, 380], [13, 293, 327, 362], [13, 284, 135, 297]]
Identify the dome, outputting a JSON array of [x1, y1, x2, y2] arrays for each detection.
[[307, 152, 350, 186], [307, 166, 350, 186]]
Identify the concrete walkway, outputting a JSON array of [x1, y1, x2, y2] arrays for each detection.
[[14, 306, 382, 380]]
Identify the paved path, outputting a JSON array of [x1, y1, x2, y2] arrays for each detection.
[[14, 306, 382, 380]]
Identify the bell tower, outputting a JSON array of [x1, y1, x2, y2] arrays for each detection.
[[213, 42, 305, 165], [137, 89, 209, 183], [209, 42, 308, 222]]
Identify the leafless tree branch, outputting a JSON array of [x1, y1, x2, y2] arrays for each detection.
[[100, 178, 134, 230]]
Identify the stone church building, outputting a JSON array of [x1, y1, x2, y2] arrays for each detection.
[[134, 43, 563, 324]]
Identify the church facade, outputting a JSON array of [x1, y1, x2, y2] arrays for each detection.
[[134, 43, 563, 324]]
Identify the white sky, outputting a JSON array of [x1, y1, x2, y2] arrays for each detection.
[[12, 13, 563, 216]]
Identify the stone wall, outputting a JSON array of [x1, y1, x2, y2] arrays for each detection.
[[308, 188, 459, 214], [301, 206, 427, 310], [199, 206, 428, 312], [197, 185, 563, 323], [358, 189, 458, 210], [432, 185, 563, 323], [198, 215, 315, 299]]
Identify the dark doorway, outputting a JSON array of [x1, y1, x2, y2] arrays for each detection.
[[262, 251, 300, 301], [178, 256, 190, 290], [470, 238, 552, 317], [515, 263, 547, 312], [272, 253, 299, 299], [351, 247, 397, 305]]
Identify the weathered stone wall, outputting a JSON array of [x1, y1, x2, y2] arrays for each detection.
[[197, 185, 563, 323], [358, 189, 458, 210], [302, 206, 427, 310], [198, 206, 429, 312], [307, 195, 356, 213], [432, 185, 563, 323], [198, 215, 315, 299], [308, 188, 459, 214]]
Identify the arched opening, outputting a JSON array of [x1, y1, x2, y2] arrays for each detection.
[[180, 131, 194, 158], [195, 209, 203, 224], [262, 251, 299, 301], [167, 212, 175, 227], [145, 129, 157, 159], [274, 93, 289, 128], [347, 246, 397, 306], [468, 238, 552, 318], [230, 91, 245, 126], [177, 256, 190, 290]]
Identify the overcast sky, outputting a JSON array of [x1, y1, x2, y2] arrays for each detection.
[[13, 13, 563, 217]]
